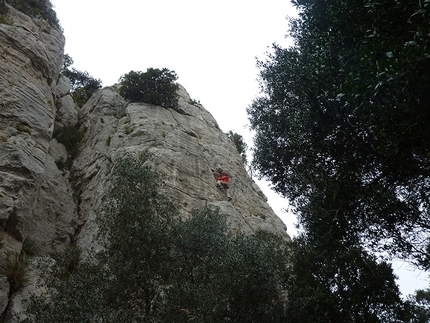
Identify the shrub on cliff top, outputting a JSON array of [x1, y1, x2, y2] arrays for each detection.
[[5, 0, 59, 27], [119, 68, 179, 109]]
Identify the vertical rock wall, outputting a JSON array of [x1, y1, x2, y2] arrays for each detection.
[[74, 85, 288, 254], [0, 5, 80, 320]]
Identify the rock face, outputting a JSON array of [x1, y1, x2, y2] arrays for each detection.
[[0, 4, 289, 321], [74, 85, 288, 252]]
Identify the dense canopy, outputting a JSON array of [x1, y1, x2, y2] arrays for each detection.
[[248, 0, 430, 268]]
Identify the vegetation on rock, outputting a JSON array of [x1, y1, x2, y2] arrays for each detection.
[[226, 130, 248, 166], [0, 239, 38, 305], [0, 0, 9, 23], [1, 0, 59, 27], [53, 123, 84, 162], [119, 68, 179, 109], [61, 54, 102, 108]]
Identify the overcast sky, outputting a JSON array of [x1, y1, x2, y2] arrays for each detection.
[[50, 0, 428, 297]]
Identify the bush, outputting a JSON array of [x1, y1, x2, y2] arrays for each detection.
[[6, 0, 59, 27], [226, 130, 248, 165], [53, 123, 85, 165], [119, 68, 179, 109], [16, 122, 31, 134], [22, 246, 105, 323], [0, 0, 8, 16], [1, 241, 36, 298], [2, 254, 28, 295]]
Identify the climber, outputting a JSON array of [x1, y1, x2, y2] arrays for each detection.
[[212, 168, 232, 201]]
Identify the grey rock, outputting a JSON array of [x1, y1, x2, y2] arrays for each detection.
[[74, 85, 289, 253], [0, 6, 77, 318], [55, 94, 78, 128], [53, 75, 71, 99]]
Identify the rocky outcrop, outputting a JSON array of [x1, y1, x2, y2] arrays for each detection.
[[0, 5, 76, 256], [0, 4, 78, 320], [0, 4, 289, 321], [74, 85, 288, 252]]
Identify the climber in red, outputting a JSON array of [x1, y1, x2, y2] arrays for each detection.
[[212, 168, 232, 201]]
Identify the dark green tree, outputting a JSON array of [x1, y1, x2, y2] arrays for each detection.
[[285, 235, 414, 323], [97, 154, 179, 321], [61, 54, 102, 107], [405, 288, 430, 322], [226, 130, 248, 165], [165, 209, 288, 322], [119, 68, 179, 109], [248, 0, 430, 268]]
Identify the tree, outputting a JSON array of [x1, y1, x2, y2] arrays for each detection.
[[119, 68, 179, 109], [406, 289, 430, 322], [248, 0, 430, 269], [285, 235, 414, 323], [226, 130, 248, 165], [23, 155, 178, 322], [165, 210, 289, 322], [23, 154, 290, 322], [97, 154, 179, 321], [61, 54, 102, 107]]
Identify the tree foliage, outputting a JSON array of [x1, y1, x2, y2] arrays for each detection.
[[405, 288, 430, 322], [119, 68, 179, 109], [23, 154, 289, 322], [247, 0, 430, 319], [53, 123, 85, 161], [248, 0, 430, 268], [61, 54, 102, 107], [166, 213, 288, 322], [285, 236, 416, 322], [4, 0, 59, 26], [0, 0, 8, 16], [96, 155, 178, 321], [226, 130, 248, 165]]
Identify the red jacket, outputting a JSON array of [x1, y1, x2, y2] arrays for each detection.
[[216, 175, 230, 184]]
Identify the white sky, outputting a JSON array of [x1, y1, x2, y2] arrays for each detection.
[[51, 0, 428, 297]]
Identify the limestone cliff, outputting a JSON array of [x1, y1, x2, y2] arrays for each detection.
[[0, 4, 289, 320], [73, 85, 288, 251]]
